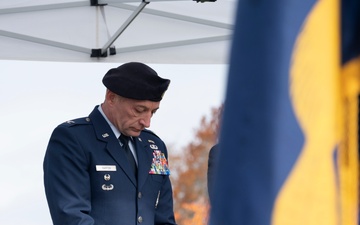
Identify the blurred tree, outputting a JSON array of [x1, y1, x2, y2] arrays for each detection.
[[170, 104, 222, 225]]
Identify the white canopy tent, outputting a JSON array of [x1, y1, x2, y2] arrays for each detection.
[[0, 2, 234, 224], [0, 0, 235, 64]]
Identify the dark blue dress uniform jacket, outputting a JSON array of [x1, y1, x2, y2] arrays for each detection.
[[43, 106, 177, 225]]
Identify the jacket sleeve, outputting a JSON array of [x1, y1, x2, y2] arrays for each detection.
[[155, 175, 177, 225], [43, 124, 94, 225]]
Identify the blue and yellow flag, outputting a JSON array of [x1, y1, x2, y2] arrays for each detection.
[[209, 0, 360, 225]]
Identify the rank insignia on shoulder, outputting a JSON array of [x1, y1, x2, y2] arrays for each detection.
[[66, 120, 75, 124], [148, 150, 170, 175]]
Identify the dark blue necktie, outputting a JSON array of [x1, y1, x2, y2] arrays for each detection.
[[119, 134, 137, 176]]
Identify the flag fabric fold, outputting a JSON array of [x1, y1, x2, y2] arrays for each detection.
[[209, 0, 360, 224]]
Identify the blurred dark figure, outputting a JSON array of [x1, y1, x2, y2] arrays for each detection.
[[207, 144, 219, 203]]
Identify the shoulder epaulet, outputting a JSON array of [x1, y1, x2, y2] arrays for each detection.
[[60, 117, 91, 127]]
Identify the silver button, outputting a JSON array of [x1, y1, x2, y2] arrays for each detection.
[[137, 216, 143, 223], [138, 192, 142, 199]]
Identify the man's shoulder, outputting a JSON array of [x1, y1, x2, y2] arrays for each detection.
[[140, 129, 166, 144], [58, 117, 92, 128], [141, 129, 160, 139]]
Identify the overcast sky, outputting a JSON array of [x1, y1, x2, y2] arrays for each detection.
[[0, 60, 227, 225]]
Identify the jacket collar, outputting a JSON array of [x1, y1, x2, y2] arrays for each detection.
[[88, 106, 154, 188]]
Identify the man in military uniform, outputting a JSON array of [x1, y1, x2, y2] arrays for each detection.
[[43, 62, 177, 225]]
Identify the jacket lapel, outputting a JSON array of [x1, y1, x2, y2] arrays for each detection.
[[89, 106, 137, 186], [134, 136, 154, 189]]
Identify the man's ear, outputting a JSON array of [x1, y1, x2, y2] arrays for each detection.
[[105, 90, 116, 104]]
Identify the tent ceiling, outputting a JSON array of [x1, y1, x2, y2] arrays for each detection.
[[0, 0, 235, 64]]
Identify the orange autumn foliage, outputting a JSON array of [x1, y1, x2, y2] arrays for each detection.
[[169, 105, 222, 225], [174, 201, 210, 225]]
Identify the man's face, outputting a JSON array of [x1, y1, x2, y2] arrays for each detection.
[[109, 94, 160, 137]]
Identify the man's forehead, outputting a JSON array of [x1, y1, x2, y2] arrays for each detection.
[[130, 99, 160, 109]]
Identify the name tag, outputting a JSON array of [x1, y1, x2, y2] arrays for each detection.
[[96, 165, 116, 171]]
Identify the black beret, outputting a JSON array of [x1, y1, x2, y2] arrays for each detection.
[[102, 62, 170, 101]]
